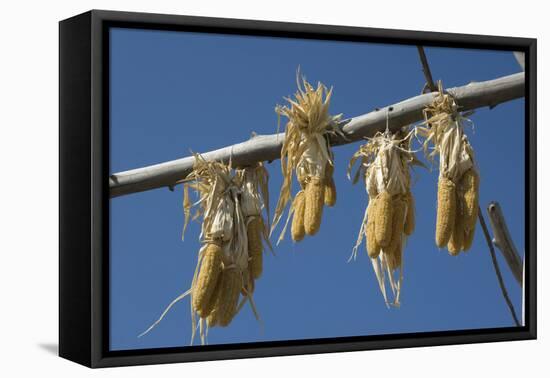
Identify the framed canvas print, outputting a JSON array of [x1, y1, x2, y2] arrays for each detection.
[[59, 10, 536, 368]]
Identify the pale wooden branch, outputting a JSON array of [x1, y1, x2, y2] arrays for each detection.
[[416, 46, 437, 93], [110, 72, 524, 198], [513, 51, 525, 71], [478, 206, 521, 327], [487, 202, 523, 286]]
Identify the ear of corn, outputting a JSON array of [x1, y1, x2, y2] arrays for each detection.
[[374, 191, 393, 247], [386, 244, 402, 271], [324, 162, 337, 207], [387, 197, 406, 259], [463, 228, 475, 251], [304, 176, 325, 235], [247, 217, 263, 279], [192, 242, 223, 318], [447, 195, 464, 255], [206, 283, 222, 328], [291, 190, 306, 242], [366, 198, 380, 258], [215, 268, 242, 327], [404, 191, 415, 236], [324, 177, 337, 207], [241, 271, 255, 296], [462, 168, 479, 233], [436, 177, 456, 248]]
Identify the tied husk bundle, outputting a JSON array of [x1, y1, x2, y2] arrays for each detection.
[[418, 82, 480, 255], [348, 128, 418, 307], [271, 73, 342, 244], [140, 155, 270, 345]]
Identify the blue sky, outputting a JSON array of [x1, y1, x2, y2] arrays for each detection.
[[109, 27, 525, 351]]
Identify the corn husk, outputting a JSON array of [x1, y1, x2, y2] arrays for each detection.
[[271, 72, 342, 244], [418, 82, 480, 255], [348, 128, 419, 307]]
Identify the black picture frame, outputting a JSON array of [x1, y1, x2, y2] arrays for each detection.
[[59, 9, 537, 368]]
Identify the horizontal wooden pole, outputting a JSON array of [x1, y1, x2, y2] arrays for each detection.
[[110, 72, 524, 198]]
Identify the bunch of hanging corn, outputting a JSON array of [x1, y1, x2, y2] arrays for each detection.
[[271, 73, 342, 243], [234, 163, 272, 295], [418, 82, 480, 255], [140, 156, 268, 345], [186, 158, 269, 335], [348, 128, 418, 306]]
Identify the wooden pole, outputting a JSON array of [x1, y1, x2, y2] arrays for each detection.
[[487, 202, 523, 286], [416, 46, 437, 92], [110, 72, 524, 198]]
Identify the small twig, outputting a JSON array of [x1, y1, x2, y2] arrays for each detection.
[[478, 206, 521, 326], [416, 46, 437, 93], [487, 202, 523, 286]]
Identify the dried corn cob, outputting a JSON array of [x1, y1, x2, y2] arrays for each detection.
[[447, 195, 464, 255], [374, 191, 393, 247], [291, 190, 306, 242], [462, 168, 479, 233], [215, 268, 242, 327], [324, 162, 337, 207], [436, 177, 456, 248], [192, 242, 223, 318], [463, 229, 475, 251], [366, 199, 380, 258], [304, 176, 325, 235], [404, 191, 415, 236], [247, 217, 263, 279], [387, 196, 407, 259], [206, 283, 221, 328]]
